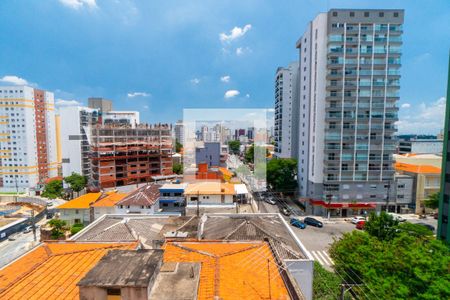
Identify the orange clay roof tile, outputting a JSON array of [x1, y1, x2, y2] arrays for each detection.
[[163, 241, 290, 300], [91, 193, 128, 207], [0, 242, 136, 300], [395, 162, 441, 174], [57, 193, 103, 209]]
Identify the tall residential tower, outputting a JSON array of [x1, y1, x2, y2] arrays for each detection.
[[0, 86, 58, 192], [274, 62, 299, 158], [297, 9, 404, 216]]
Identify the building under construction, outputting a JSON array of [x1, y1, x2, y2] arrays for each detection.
[[90, 123, 173, 188]]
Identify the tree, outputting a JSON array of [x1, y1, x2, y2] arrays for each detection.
[[363, 211, 399, 241], [424, 192, 440, 210], [329, 230, 450, 299], [228, 140, 241, 154], [175, 141, 183, 153], [266, 158, 297, 192], [173, 163, 183, 174], [313, 262, 341, 300], [64, 172, 87, 197], [42, 179, 63, 199], [70, 223, 84, 235], [48, 219, 68, 239], [244, 145, 269, 164]]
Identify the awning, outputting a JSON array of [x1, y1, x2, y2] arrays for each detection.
[[309, 199, 377, 209], [234, 184, 249, 195]]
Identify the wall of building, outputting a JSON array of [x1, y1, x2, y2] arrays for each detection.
[[116, 204, 156, 215], [186, 194, 234, 204], [59, 208, 90, 226], [93, 206, 117, 219]]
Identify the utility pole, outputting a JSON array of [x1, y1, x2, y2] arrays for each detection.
[[385, 181, 391, 212], [31, 209, 36, 242], [196, 191, 200, 217]]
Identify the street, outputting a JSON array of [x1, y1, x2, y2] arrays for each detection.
[[0, 229, 40, 268]]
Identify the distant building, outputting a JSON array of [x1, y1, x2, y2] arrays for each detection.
[[398, 139, 443, 155], [195, 142, 220, 167], [88, 97, 112, 112], [274, 62, 299, 158], [174, 120, 184, 145], [184, 182, 235, 205], [60, 106, 100, 178], [0, 86, 58, 192], [116, 184, 161, 214], [159, 183, 187, 214], [393, 174, 414, 213], [90, 123, 173, 189], [394, 154, 441, 214]]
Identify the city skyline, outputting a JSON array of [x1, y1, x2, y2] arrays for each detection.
[[0, 0, 449, 134]]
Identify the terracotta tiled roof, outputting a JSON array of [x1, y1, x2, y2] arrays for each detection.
[[0, 242, 136, 299], [57, 193, 103, 209], [91, 193, 128, 207], [116, 184, 161, 207], [395, 162, 441, 174], [163, 241, 290, 300], [184, 182, 235, 195]]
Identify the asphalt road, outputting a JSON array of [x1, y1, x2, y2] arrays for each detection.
[[0, 230, 40, 268]]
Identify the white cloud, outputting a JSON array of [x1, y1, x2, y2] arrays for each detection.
[[190, 78, 200, 85], [245, 94, 250, 98], [267, 108, 275, 113], [236, 47, 251, 56], [413, 52, 431, 63], [127, 92, 150, 98], [55, 99, 82, 107], [224, 90, 240, 99], [59, 0, 97, 10], [220, 24, 252, 43], [220, 75, 230, 83], [401, 103, 411, 109], [143, 105, 149, 110], [397, 97, 446, 134], [0, 75, 28, 85]]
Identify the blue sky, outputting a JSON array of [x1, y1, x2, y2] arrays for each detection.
[[0, 0, 449, 134]]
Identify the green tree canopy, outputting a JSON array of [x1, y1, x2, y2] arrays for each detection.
[[330, 230, 450, 299], [48, 219, 68, 239], [313, 262, 341, 300], [41, 179, 63, 199], [424, 192, 440, 210], [363, 211, 399, 241], [228, 140, 241, 154], [244, 145, 269, 164], [172, 163, 183, 174], [266, 158, 297, 192], [64, 172, 87, 194]]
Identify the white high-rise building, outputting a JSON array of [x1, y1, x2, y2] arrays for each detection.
[[60, 106, 100, 178], [0, 86, 58, 192], [274, 62, 299, 158], [174, 120, 185, 145], [297, 9, 404, 216]]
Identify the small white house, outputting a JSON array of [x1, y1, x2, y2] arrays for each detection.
[[115, 184, 161, 214]]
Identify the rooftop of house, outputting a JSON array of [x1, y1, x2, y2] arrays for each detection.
[[91, 192, 128, 207], [159, 183, 188, 190], [163, 241, 293, 300], [184, 182, 235, 195], [77, 249, 163, 288], [199, 214, 305, 259], [72, 215, 199, 247], [0, 242, 136, 299], [395, 162, 441, 174], [57, 192, 103, 209], [149, 262, 201, 300], [116, 184, 161, 207]]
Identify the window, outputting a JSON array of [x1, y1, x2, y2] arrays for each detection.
[[332, 11, 338, 17], [162, 203, 168, 207], [191, 196, 198, 201], [393, 12, 399, 17], [370, 184, 377, 189], [141, 205, 144, 209], [75, 209, 79, 214], [107, 289, 121, 296], [364, 12, 370, 17], [379, 12, 384, 17], [397, 195, 404, 199], [397, 184, 405, 189], [370, 195, 376, 199], [349, 12, 355, 17]]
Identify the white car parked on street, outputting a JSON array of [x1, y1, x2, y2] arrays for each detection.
[[351, 216, 366, 224]]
